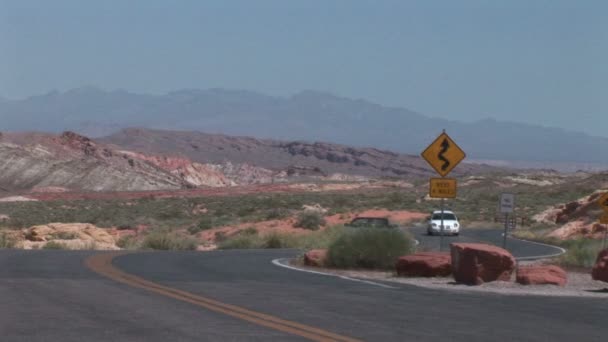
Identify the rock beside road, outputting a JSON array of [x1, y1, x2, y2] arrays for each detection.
[[516, 265, 567, 286], [8, 223, 120, 250], [451, 243, 516, 285], [304, 249, 328, 267], [592, 248, 608, 283], [395, 252, 451, 277]]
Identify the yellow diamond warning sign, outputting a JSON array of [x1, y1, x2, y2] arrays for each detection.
[[429, 178, 457, 198], [421, 132, 466, 177]]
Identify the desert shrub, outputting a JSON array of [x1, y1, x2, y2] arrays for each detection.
[[142, 232, 198, 250], [263, 233, 285, 249], [559, 238, 601, 268], [116, 235, 139, 250], [327, 228, 415, 269], [218, 225, 346, 250], [295, 211, 326, 231], [241, 227, 258, 236], [262, 232, 300, 249], [189, 217, 217, 234], [43, 241, 68, 250], [265, 208, 290, 220], [0, 232, 16, 248]]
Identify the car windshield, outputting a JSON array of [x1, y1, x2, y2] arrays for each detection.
[[432, 213, 457, 221]]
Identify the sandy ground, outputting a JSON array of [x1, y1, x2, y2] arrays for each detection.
[[292, 260, 608, 298]]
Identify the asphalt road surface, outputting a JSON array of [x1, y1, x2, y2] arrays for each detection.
[[0, 229, 605, 342], [410, 226, 565, 260]]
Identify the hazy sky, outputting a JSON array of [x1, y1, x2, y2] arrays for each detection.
[[1, 0, 606, 136]]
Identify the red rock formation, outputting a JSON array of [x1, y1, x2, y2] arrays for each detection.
[[516, 265, 567, 286], [304, 249, 328, 267], [592, 248, 608, 283], [395, 252, 451, 277], [450, 243, 516, 285]]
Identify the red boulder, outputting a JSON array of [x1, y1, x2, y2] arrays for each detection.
[[516, 265, 567, 286], [304, 249, 327, 267], [450, 243, 516, 285], [592, 248, 608, 283], [395, 252, 451, 277]]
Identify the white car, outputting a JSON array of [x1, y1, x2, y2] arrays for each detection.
[[427, 210, 460, 236]]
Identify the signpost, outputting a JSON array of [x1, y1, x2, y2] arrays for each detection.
[[500, 193, 515, 248], [421, 130, 466, 251]]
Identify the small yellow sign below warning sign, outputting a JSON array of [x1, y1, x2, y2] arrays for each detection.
[[429, 178, 457, 199]]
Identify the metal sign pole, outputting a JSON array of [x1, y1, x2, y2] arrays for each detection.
[[440, 197, 445, 252], [502, 213, 508, 248]]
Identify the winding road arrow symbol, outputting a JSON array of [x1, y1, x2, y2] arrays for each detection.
[[438, 138, 450, 171]]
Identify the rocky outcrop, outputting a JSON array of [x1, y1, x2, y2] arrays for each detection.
[[592, 249, 608, 283], [0, 134, 188, 192], [516, 265, 567, 286], [450, 243, 516, 285], [16, 223, 120, 250], [304, 249, 328, 267], [395, 252, 451, 277]]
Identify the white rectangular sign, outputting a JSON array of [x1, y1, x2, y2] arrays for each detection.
[[500, 193, 515, 213]]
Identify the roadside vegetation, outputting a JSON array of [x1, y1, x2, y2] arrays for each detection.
[[141, 230, 198, 251], [0, 231, 16, 248], [0, 179, 593, 233], [218, 225, 345, 250], [513, 224, 604, 268], [0, 174, 604, 253], [326, 228, 415, 269]]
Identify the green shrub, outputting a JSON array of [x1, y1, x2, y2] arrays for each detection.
[[142, 232, 198, 250], [295, 211, 326, 231], [217, 225, 346, 250], [559, 238, 601, 268], [262, 232, 301, 249], [116, 235, 139, 250], [43, 241, 68, 250], [241, 227, 258, 236], [265, 208, 290, 220], [327, 228, 415, 269]]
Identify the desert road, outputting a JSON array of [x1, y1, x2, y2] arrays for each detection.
[[0, 229, 605, 342]]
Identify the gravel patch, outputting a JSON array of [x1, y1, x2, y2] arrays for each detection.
[[290, 260, 608, 298]]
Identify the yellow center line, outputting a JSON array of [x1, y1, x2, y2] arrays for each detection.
[[85, 252, 362, 342]]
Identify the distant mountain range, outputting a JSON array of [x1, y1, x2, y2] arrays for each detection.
[[1, 86, 607, 164]]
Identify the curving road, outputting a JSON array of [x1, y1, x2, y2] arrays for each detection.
[[409, 226, 565, 259], [0, 229, 605, 341]]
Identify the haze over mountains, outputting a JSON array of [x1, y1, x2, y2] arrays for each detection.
[[1, 86, 606, 165]]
